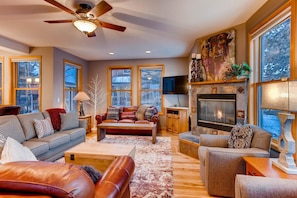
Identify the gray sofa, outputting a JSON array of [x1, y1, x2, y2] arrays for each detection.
[[235, 174, 297, 198], [198, 124, 272, 197], [0, 111, 86, 162]]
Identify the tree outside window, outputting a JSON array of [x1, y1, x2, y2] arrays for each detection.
[[138, 65, 163, 113], [109, 67, 132, 106], [64, 62, 81, 112], [12, 57, 40, 114], [251, 8, 291, 139]]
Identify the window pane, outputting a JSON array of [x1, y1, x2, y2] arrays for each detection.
[[17, 62, 40, 88], [64, 64, 78, 112], [141, 91, 161, 111], [141, 69, 162, 90], [260, 18, 290, 82], [111, 91, 131, 106], [260, 109, 281, 138], [112, 69, 131, 90], [16, 90, 39, 114]]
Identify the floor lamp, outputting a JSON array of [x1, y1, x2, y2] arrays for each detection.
[[73, 91, 90, 116], [262, 80, 297, 174]]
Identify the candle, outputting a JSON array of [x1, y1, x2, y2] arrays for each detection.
[[192, 53, 196, 59], [196, 54, 201, 59]]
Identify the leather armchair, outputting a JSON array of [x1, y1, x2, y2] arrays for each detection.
[[0, 156, 135, 198], [198, 125, 272, 197]]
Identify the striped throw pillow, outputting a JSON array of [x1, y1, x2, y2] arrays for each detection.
[[33, 117, 54, 138]]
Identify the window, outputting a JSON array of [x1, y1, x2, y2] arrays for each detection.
[[250, 5, 291, 139], [108, 66, 132, 106], [64, 61, 81, 112], [137, 65, 163, 113], [11, 56, 41, 114]]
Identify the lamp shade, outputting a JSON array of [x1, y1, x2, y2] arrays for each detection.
[[73, 91, 90, 101], [261, 80, 297, 112], [73, 19, 97, 33]]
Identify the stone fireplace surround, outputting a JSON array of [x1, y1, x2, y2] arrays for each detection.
[[189, 79, 248, 135]]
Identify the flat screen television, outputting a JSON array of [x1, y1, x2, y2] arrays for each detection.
[[162, 75, 188, 95]]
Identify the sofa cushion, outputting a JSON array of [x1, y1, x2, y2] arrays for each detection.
[[0, 116, 26, 143], [228, 125, 253, 149], [0, 137, 37, 163], [106, 107, 120, 120], [31, 133, 70, 149], [60, 128, 85, 141], [60, 112, 79, 131], [0, 133, 5, 156], [22, 140, 49, 157], [46, 108, 66, 131], [34, 117, 55, 138], [123, 106, 138, 112], [18, 112, 45, 140]]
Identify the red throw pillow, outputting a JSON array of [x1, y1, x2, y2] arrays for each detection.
[[46, 108, 66, 131]]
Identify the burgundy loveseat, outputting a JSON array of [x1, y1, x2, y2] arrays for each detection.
[[96, 105, 159, 135]]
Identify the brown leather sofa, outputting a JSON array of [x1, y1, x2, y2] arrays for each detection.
[[96, 105, 159, 135], [0, 156, 135, 198]]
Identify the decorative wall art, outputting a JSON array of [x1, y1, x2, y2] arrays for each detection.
[[201, 29, 236, 81]]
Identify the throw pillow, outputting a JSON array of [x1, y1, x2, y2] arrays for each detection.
[[46, 108, 66, 131], [106, 107, 120, 120], [135, 105, 151, 120], [228, 125, 253, 149], [121, 111, 136, 120], [60, 112, 79, 131], [33, 117, 54, 138], [144, 106, 157, 120], [80, 165, 102, 183], [228, 124, 242, 148], [0, 137, 37, 163]]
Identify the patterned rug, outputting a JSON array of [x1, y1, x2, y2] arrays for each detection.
[[88, 135, 174, 198]]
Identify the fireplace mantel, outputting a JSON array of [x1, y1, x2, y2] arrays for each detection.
[[188, 78, 247, 86]]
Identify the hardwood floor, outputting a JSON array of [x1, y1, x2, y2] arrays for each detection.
[[86, 131, 216, 197]]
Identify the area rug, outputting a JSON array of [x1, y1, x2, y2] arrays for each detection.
[[88, 135, 174, 198]]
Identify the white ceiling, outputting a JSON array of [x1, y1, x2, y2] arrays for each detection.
[[0, 0, 267, 61]]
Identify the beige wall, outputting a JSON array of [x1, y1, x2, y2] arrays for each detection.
[[87, 58, 189, 129], [0, 47, 88, 111]]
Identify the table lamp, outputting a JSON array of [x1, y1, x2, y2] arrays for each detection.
[[261, 80, 297, 174], [73, 91, 90, 116]]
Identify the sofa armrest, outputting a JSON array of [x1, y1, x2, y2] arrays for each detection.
[[235, 174, 297, 198], [202, 147, 270, 197], [149, 114, 159, 124], [95, 155, 135, 198], [79, 119, 87, 129], [95, 113, 107, 124], [199, 134, 229, 147]]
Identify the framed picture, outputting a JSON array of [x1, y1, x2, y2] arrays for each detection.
[[201, 29, 236, 81]]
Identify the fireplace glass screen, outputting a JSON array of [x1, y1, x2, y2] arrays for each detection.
[[197, 94, 236, 131]]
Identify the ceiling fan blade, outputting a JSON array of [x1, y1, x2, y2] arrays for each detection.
[[99, 21, 126, 32], [88, 0, 112, 18], [44, 0, 76, 16], [87, 32, 96, 37], [44, 20, 73, 23]]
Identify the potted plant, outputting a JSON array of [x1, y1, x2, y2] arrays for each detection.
[[224, 62, 251, 80]]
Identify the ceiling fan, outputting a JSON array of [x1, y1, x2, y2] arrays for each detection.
[[44, 0, 126, 37]]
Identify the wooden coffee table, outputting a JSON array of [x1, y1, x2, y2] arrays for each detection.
[[97, 122, 157, 144], [64, 142, 136, 172]]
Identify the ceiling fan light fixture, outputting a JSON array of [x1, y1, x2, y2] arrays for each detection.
[[73, 19, 97, 33]]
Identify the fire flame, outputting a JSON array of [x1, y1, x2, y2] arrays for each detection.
[[217, 110, 223, 120]]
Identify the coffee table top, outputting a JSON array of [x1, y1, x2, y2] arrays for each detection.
[[98, 122, 156, 130], [64, 142, 136, 159]]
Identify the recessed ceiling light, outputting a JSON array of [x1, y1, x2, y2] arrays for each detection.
[[109, 52, 114, 55], [145, 50, 151, 54]]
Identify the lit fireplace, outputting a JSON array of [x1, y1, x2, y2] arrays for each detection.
[[197, 94, 236, 131]]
